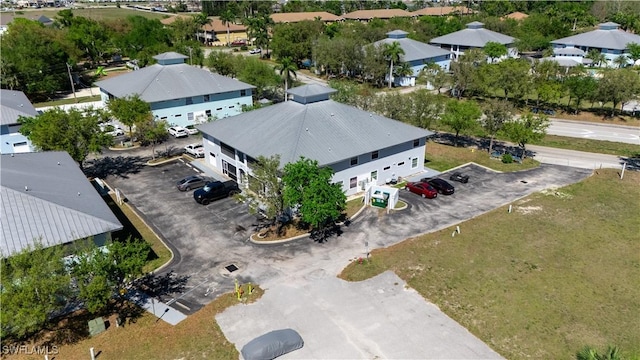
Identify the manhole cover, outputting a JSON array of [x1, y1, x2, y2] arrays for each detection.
[[225, 264, 239, 273]]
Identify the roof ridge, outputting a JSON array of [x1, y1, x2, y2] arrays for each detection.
[[289, 105, 309, 163]]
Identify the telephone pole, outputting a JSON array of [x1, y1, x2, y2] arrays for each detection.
[[66, 63, 78, 103]]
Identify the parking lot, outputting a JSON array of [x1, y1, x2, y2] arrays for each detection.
[[103, 158, 592, 317]]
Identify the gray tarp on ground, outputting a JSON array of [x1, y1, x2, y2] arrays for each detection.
[[241, 328, 304, 360]]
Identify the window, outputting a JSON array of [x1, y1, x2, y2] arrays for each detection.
[[240, 90, 246, 96], [413, 139, 420, 147], [205, 110, 212, 118], [12, 141, 27, 147], [397, 161, 405, 166], [187, 112, 194, 121], [237, 152, 245, 162], [175, 114, 182, 117], [370, 170, 378, 181], [204, 94, 210, 102], [220, 142, 235, 158], [350, 157, 358, 166], [411, 157, 418, 168], [350, 177, 357, 189], [186, 97, 193, 105], [371, 151, 379, 160], [383, 166, 391, 171], [160, 116, 168, 120]]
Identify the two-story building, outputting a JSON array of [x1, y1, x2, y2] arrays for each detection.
[[430, 22, 517, 61], [1, 151, 123, 257], [550, 22, 640, 68], [197, 84, 433, 197], [1, 89, 38, 154], [95, 52, 255, 128], [373, 30, 452, 87]]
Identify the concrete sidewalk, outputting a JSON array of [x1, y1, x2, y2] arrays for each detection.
[[127, 290, 187, 325]]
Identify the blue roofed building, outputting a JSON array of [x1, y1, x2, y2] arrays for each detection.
[[1, 89, 38, 154], [197, 84, 433, 197], [550, 22, 640, 68], [373, 30, 452, 87], [95, 52, 255, 128], [429, 22, 517, 61], [1, 151, 123, 257]]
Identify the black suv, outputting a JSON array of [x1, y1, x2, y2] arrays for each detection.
[[193, 181, 240, 205]]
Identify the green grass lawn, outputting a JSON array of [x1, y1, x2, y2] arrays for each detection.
[[4, 7, 169, 22], [33, 95, 102, 108], [425, 141, 539, 172], [340, 169, 640, 359]]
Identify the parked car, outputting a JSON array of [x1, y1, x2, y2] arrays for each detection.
[[231, 39, 247, 46], [184, 143, 204, 158], [106, 128, 125, 137], [449, 172, 469, 184], [249, 48, 261, 54], [185, 125, 199, 135], [422, 178, 455, 195], [193, 181, 240, 205], [176, 175, 208, 191], [241, 329, 304, 360], [531, 107, 555, 115], [168, 126, 188, 138], [404, 182, 438, 199]]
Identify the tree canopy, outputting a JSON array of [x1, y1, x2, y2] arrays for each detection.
[[19, 107, 112, 168], [440, 100, 482, 146], [502, 112, 550, 159]]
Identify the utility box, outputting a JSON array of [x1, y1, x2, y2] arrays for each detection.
[[371, 191, 389, 208], [88, 317, 106, 337]]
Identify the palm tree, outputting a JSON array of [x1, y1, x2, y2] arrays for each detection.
[[219, 9, 236, 47], [192, 13, 211, 44], [576, 345, 621, 360], [245, 14, 273, 56], [586, 49, 607, 68], [382, 41, 404, 89], [393, 62, 413, 86], [276, 57, 298, 102], [613, 54, 629, 68]]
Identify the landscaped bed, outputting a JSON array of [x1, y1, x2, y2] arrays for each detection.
[[340, 169, 640, 359]]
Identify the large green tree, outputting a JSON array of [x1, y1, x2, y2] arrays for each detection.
[[237, 57, 281, 99], [502, 112, 550, 159], [270, 20, 325, 66], [483, 41, 508, 63], [382, 41, 404, 89], [219, 9, 236, 47], [482, 99, 514, 155], [0, 243, 71, 340], [440, 100, 482, 146], [206, 50, 238, 77], [565, 75, 598, 113], [596, 68, 640, 116], [0, 18, 72, 99], [107, 95, 152, 139], [237, 155, 286, 226], [282, 157, 346, 240], [418, 62, 451, 94], [627, 43, 640, 65], [19, 108, 111, 169], [450, 49, 485, 99]]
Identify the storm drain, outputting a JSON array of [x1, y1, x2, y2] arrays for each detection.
[[225, 264, 239, 273]]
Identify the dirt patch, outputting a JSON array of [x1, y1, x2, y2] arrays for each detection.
[[541, 188, 573, 199], [516, 205, 543, 215], [555, 111, 639, 127], [255, 221, 310, 242]]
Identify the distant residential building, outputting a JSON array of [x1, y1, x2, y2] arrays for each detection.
[[197, 84, 433, 197], [412, 6, 475, 17], [373, 30, 452, 87], [270, 11, 343, 24], [540, 47, 593, 68], [1, 151, 123, 257], [550, 22, 640, 68], [0, 89, 38, 154], [95, 52, 255, 128], [160, 16, 248, 46], [343, 9, 413, 22], [429, 21, 517, 60]]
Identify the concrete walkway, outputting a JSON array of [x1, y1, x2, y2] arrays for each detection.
[[127, 290, 187, 325]]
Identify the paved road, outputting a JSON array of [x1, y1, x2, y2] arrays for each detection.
[[548, 119, 640, 145], [528, 145, 624, 170]]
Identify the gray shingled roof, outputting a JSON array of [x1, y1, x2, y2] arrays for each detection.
[[430, 21, 515, 48], [154, 52, 188, 61], [95, 61, 255, 103], [1, 89, 39, 126], [198, 86, 433, 167], [1, 152, 122, 257], [554, 47, 585, 56], [374, 32, 452, 62], [550, 22, 640, 50]]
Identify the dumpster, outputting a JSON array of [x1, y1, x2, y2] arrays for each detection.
[[371, 191, 389, 208]]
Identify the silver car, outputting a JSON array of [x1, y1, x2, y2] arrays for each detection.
[[176, 175, 208, 191]]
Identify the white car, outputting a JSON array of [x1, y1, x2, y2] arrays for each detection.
[[168, 126, 188, 138], [185, 125, 199, 135], [184, 143, 204, 158], [249, 48, 262, 54], [107, 128, 125, 137]]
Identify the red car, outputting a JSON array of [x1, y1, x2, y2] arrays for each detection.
[[405, 182, 438, 198]]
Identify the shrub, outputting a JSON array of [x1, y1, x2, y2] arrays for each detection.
[[240, 45, 248, 51], [502, 153, 513, 163]]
